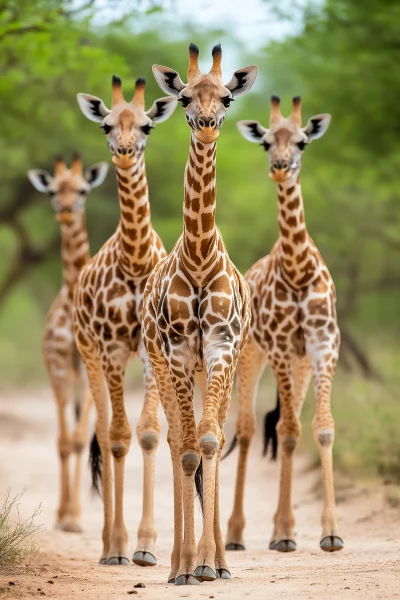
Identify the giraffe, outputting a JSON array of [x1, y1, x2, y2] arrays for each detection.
[[225, 96, 343, 554], [142, 44, 258, 585], [73, 76, 177, 566], [27, 154, 109, 532]]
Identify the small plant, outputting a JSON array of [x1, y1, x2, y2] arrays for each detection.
[[0, 488, 42, 569]]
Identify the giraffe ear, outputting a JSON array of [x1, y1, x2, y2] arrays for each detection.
[[146, 96, 178, 123], [84, 162, 109, 188], [152, 65, 186, 97], [237, 120, 268, 144], [225, 66, 258, 97], [27, 169, 53, 193], [303, 114, 331, 141], [76, 93, 111, 123]]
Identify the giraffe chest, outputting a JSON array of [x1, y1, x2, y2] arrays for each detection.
[[248, 257, 337, 360], [154, 261, 249, 368], [75, 263, 148, 353]]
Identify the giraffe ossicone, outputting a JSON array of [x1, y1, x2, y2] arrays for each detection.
[[73, 75, 177, 566], [28, 154, 108, 533], [142, 43, 258, 585], [225, 96, 343, 555]]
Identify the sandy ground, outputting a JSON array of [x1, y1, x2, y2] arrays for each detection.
[[0, 389, 399, 600]]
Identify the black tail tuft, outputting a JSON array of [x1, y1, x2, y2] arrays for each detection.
[[194, 458, 203, 515], [89, 432, 102, 496], [221, 434, 238, 461], [263, 389, 280, 460]]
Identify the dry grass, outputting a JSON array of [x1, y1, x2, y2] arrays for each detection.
[[0, 488, 42, 569]]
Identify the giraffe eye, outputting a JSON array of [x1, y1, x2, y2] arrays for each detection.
[[222, 96, 234, 108], [101, 123, 112, 135], [263, 141, 271, 151], [48, 190, 56, 197], [141, 124, 154, 136], [297, 140, 307, 150], [179, 96, 190, 108]]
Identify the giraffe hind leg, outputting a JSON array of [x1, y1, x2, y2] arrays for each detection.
[[225, 341, 265, 551], [132, 342, 161, 567]]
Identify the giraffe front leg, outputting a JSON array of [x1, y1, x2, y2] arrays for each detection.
[[103, 343, 132, 566], [270, 362, 300, 553], [173, 364, 200, 586], [78, 341, 113, 564], [69, 377, 92, 533], [149, 355, 184, 583], [213, 377, 234, 579], [308, 335, 343, 552], [51, 383, 74, 532], [195, 356, 234, 583], [132, 342, 161, 567], [225, 341, 266, 551]]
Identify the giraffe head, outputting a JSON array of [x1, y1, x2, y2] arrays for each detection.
[[28, 154, 108, 224], [237, 96, 331, 183], [152, 43, 258, 144], [77, 76, 178, 170]]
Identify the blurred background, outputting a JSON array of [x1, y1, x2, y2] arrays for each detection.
[[0, 0, 399, 482]]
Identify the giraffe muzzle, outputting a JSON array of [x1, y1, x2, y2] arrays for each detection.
[[112, 146, 137, 169], [56, 210, 75, 224], [270, 161, 291, 183]]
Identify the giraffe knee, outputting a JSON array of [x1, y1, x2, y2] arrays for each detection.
[[181, 450, 199, 476], [139, 431, 159, 452], [281, 437, 297, 456], [111, 442, 129, 459], [58, 436, 72, 460], [237, 415, 255, 450], [200, 434, 219, 457], [316, 428, 334, 448], [277, 418, 301, 456]]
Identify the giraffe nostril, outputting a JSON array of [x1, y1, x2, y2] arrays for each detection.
[[209, 119, 216, 130], [127, 147, 134, 156], [198, 117, 206, 129]]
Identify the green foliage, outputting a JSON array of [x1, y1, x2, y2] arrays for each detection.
[[0, 0, 399, 390]]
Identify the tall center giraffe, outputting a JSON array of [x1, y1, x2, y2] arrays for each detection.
[[73, 77, 177, 565], [142, 44, 258, 585], [28, 154, 108, 533], [225, 96, 343, 554]]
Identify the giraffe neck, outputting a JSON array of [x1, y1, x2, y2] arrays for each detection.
[[60, 212, 90, 292], [181, 133, 218, 285], [276, 176, 319, 287], [115, 155, 154, 278]]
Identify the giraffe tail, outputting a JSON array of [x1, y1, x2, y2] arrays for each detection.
[[263, 389, 280, 460], [194, 458, 204, 515], [89, 431, 102, 496], [221, 434, 238, 460]]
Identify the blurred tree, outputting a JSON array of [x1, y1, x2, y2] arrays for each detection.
[[0, 0, 399, 383]]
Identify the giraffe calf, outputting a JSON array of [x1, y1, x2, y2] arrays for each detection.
[[28, 154, 108, 532], [225, 96, 343, 554]]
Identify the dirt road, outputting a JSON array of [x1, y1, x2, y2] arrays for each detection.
[[0, 389, 399, 599]]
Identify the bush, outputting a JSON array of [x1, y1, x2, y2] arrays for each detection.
[[0, 489, 42, 569]]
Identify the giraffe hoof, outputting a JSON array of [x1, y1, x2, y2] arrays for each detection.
[[194, 565, 217, 582], [175, 574, 201, 585], [270, 539, 297, 552], [217, 568, 232, 579], [99, 558, 108, 565], [320, 536, 344, 552], [132, 551, 157, 567], [225, 542, 245, 551], [106, 556, 130, 565], [168, 578, 175, 584]]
